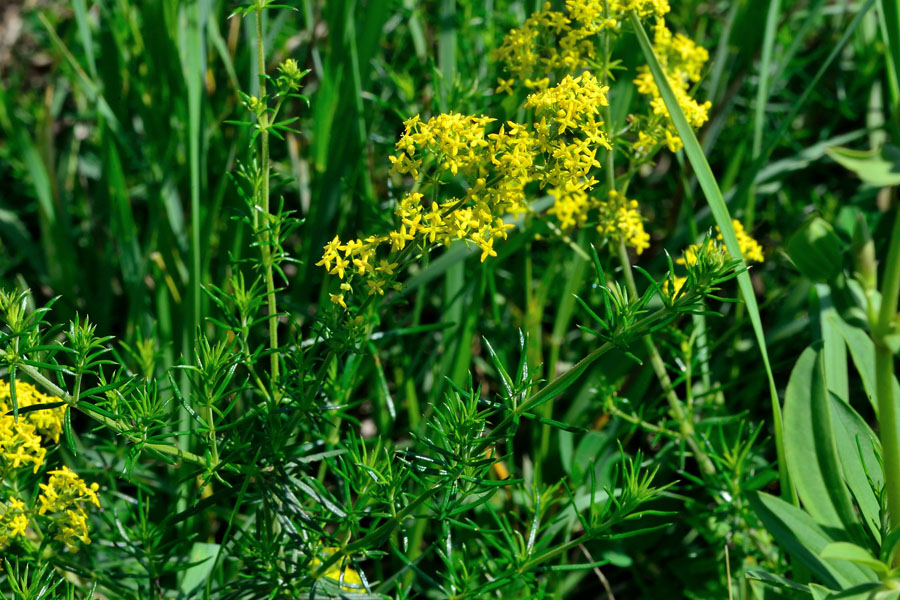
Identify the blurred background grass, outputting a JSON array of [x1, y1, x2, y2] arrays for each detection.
[[0, 0, 894, 595]]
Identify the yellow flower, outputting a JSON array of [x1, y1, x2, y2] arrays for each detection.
[[365, 279, 386, 296], [329, 293, 348, 310], [311, 547, 365, 593], [634, 19, 712, 146], [678, 221, 764, 266], [1, 380, 66, 474]]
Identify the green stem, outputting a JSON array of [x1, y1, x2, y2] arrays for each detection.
[[597, 16, 714, 475], [205, 384, 220, 467], [19, 363, 208, 467], [616, 241, 716, 476], [875, 202, 900, 532], [255, 6, 281, 402], [877, 345, 900, 531]]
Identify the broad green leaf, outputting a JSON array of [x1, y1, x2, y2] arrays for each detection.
[[821, 543, 889, 577], [815, 285, 849, 402], [783, 347, 865, 543], [825, 145, 900, 187], [787, 220, 845, 282], [748, 492, 872, 589], [829, 394, 883, 542], [829, 315, 900, 416], [180, 542, 219, 595], [630, 13, 789, 499]]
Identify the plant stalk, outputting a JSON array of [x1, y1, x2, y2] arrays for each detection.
[[597, 13, 714, 475], [616, 241, 716, 476], [255, 7, 281, 402], [875, 202, 900, 532], [19, 363, 209, 467]]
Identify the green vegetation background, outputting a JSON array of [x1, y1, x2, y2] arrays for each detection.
[[0, 0, 893, 597]]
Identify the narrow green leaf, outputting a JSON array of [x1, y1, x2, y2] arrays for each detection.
[[64, 406, 76, 455], [4, 401, 67, 417], [630, 12, 790, 499], [878, 0, 900, 124]]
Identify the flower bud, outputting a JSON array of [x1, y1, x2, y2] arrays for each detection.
[[852, 213, 877, 291]]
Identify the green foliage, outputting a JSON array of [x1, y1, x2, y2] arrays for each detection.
[[0, 0, 898, 598]]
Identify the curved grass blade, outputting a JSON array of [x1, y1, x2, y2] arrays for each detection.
[[629, 12, 791, 500]]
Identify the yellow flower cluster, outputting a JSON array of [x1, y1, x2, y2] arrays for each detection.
[[494, 0, 709, 155], [609, 0, 671, 17], [37, 466, 101, 552], [597, 191, 651, 254], [494, 1, 671, 92], [668, 220, 764, 295], [0, 381, 99, 553], [320, 74, 634, 309], [633, 19, 712, 153], [0, 380, 65, 474], [318, 112, 529, 309], [549, 189, 650, 254], [390, 113, 493, 178], [679, 220, 764, 266], [525, 72, 610, 186], [312, 547, 365, 592], [0, 496, 28, 549]]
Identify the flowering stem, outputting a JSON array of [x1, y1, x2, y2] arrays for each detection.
[[18, 363, 208, 467], [255, 6, 281, 403], [599, 11, 714, 475], [615, 240, 716, 475]]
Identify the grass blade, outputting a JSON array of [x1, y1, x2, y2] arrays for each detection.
[[730, 0, 877, 213], [629, 12, 792, 500], [748, 0, 781, 224], [879, 0, 900, 128]]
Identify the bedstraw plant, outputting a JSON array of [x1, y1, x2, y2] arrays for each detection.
[[1, 0, 899, 598]]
